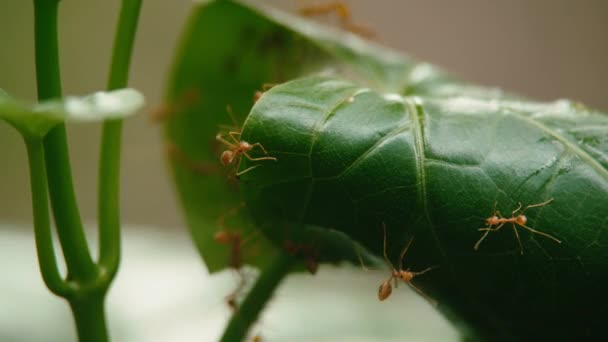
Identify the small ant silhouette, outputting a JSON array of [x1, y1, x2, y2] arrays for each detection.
[[253, 83, 277, 103], [214, 204, 259, 310], [378, 224, 437, 305], [149, 87, 200, 121], [216, 105, 277, 176], [299, 1, 374, 38], [283, 240, 319, 275], [474, 198, 561, 255]]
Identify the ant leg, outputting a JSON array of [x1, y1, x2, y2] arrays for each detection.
[[226, 268, 247, 310], [299, 2, 350, 20], [249, 142, 270, 155], [478, 222, 506, 232], [225, 105, 240, 130], [166, 142, 217, 175], [235, 164, 261, 177], [216, 202, 246, 228], [512, 202, 523, 216], [216, 133, 238, 149], [474, 223, 505, 251], [227, 131, 243, 145], [512, 224, 524, 255], [412, 266, 438, 276], [521, 198, 554, 214], [519, 224, 562, 244], [242, 151, 277, 162], [381, 223, 393, 266], [491, 200, 498, 215], [398, 237, 414, 271], [262, 83, 277, 91], [354, 244, 372, 271], [407, 282, 438, 307]]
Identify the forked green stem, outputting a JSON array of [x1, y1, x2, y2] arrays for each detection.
[[98, 0, 143, 285], [32, 0, 143, 341], [35, 0, 97, 283], [24, 138, 73, 297]]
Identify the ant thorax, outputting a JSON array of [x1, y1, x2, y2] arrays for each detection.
[[487, 216, 500, 225], [398, 270, 414, 283]]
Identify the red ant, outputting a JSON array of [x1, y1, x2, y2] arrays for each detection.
[[214, 204, 257, 310], [377, 224, 437, 305], [299, 1, 375, 38], [283, 240, 319, 275], [149, 87, 200, 121], [474, 198, 561, 255], [253, 83, 277, 103], [165, 141, 218, 175], [216, 106, 277, 177]]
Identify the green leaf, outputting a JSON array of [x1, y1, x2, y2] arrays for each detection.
[[166, 0, 607, 339], [164, 0, 468, 272], [0, 88, 144, 139], [239, 76, 608, 340]]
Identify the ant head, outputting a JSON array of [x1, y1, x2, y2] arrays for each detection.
[[378, 280, 393, 301], [486, 216, 500, 225], [214, 230, 236, 244], [253, 91, 264, 103], [515, 215, 527, 226], [220, 150, 234, 166]]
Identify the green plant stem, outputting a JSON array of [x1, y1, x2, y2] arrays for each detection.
[[220, 255, 296, 342], [98, 0, 142, 282], [25, 138, 73, 297], [34, 0, 96, 282], [70, 295, 109, 342]]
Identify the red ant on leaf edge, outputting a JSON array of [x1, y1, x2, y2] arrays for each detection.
[[216, 105, 277, 177], [298, 1, 375, 38], [375, 223, 438, 305]]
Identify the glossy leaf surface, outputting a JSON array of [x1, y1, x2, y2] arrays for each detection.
[[165, 0, 608, 339], [163, 0, 436, 272], [239, 76, 608, 340]]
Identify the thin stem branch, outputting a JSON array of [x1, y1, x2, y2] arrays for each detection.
[[25, 138, 74, 297], [98, 0, 143, 283], [220, 255, 295, 342], [34, 0, 97, 282]]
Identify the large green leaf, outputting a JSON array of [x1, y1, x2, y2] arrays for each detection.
[[0, 88, 144, 139], [239, 76, 608, 340], [165, 0, 487, 272], [164, 0, 417, 272], [165, 0, 607, 339]]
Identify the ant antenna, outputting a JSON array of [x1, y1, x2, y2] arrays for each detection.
[[225, 104, 240, 130], [398, 237, 414, 271], [382, 223, 391, 266]]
